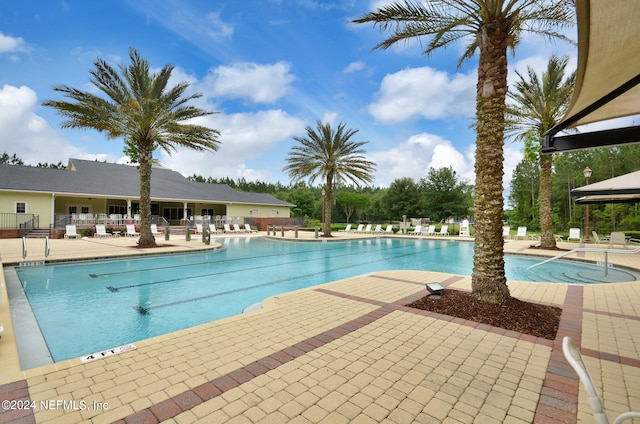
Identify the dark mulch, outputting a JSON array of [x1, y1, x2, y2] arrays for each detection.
[[407, 289, 561, 340]]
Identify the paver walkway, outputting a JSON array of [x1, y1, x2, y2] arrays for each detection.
[[1, 234, 639, 423]]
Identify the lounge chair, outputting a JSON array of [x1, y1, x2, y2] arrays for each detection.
[[459, 220, 470, 237], [435, 225, 449, 236], [609, 232, 628, 249], [423, 225, 436, 236], [502, 226, 511, 239], [193, 223, 203, 235], [210, 224, 218, 234], [409, 225, 423, 235], [233, 223, 244, 233], [563, 336, 640, 424], [363, 224, 372, 233], [94, 224, 111, 238], [384, 224, 394, 234], [354, 224, 364, 233], [245, 223, 257, 233], [64, 224, 80, 239], [150, 224, 161, 237], [592, 231, 609, 244], [373, 224, 383, 233], [567, 227, 581, 242], [340, 224, 352, 232], [223, 224, 234, 233], [125, 224, 140, 237], [514, 226, 528, 240]]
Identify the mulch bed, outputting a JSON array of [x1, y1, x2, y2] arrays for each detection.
[[407, 289, 561, 340]]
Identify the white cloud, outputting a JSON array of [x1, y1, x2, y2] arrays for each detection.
[[368, 132, 474, 187], [344, 61, 366, 73], [0, 84, 116, 165], [159, 109, 305, 181], [201, 61, 295, 103], [369, 66, 475, 124], [0, 31, 26, 54]]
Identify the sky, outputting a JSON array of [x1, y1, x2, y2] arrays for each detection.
[[0, 0, 578, 194]]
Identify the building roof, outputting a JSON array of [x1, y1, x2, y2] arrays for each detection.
[[0, 159, 294, 207], [543, 0, 640, 153]]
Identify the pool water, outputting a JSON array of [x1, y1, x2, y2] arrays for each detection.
[[15, 237, 639, 362]]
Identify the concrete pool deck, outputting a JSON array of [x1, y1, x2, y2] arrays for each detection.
[[0, 232, 639, 423]]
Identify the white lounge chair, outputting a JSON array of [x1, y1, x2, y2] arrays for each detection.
[[233, 223, 244, 233], [210, 224, 218, 234], [223, 224, 234, 233], [609, 232, 628, 249], [245, 223, 257, 233], [94, 224, 111, 238], [64, 224, 80, 239], [363, 224, 372, 233], [515, 226, 528, 240], [436, 225, 449, 236], [384, 224, 394, 234], [567, 227, 581, 242], [423, 225, 436, 236], [563, 336, 640, 424], [459, 220, 470, 237], [409, 225, 423, 235], [354, 224, 364, 233], [373, 224, 383, 233], [340, 224, 352, 232], [150, 224, 161, 237], [503, 226, 511, 239], [125, 224, 140, 237], [194, 223, 203, 235]]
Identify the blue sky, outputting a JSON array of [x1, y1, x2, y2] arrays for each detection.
[[0, 0, 577, 191]]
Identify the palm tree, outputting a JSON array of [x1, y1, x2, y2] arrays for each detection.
[[283, 121, 376, 237], [507, 55, 575, 249], [354, 0, 574, 304], [43, 48, 221, 247]]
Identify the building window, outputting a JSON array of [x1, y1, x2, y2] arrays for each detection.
[[108, 205, 127, 215], [16, 202, 26, 214]]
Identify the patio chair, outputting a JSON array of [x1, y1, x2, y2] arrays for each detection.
[[363, 224, 373, 233], [459, 220, 470, 237], [373, 224, 383, 233], [94, 224, 111, 238], [125, 224, 140, 237], [567, 228, 582, 242], [562, 336, 640, 424], [340, 224, 352, 232], [409, 225, 423, 235], [514, 226, 528, 240], [435, 225, 449, 236], [503, 226, 511, 239], [223, 224, 235, 233], [592, 231, 609, 244], [423, 224, 436, 236], [385, 224, 394, 234], [245, 223, 257, 233], [354, 224, 364, 233], [609, 232, 628, 249], [193, 223, 203, 235], [150, 224, 161, 237], [64, 224, 80, 239], [233, 223, 244, 233]]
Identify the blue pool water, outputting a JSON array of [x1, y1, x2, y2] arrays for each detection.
[[15, 237, 639, 361]]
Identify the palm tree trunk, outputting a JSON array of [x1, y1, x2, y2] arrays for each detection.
[[323, 176, 333, 237], [471, 22, 510, 304], [539, 154, 556, 248], [137, 143, 156, 248]]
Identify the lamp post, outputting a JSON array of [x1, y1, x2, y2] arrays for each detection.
[[583, 167, 592, 243]]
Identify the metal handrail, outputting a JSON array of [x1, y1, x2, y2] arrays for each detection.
[[528, 245, 640, 277], [22, 236, 27, 259], [45, 236, 50, 258]]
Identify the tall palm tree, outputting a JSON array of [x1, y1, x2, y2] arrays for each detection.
[[354, 0, 574, 304], [283, 121, 376, 237], [43, 48, 221, 247], [507, 55, 575, 249]]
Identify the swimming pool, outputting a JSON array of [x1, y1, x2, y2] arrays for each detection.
[[13, 237, 639, 362]]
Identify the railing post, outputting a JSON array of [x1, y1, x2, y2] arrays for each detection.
[[604, 251, 609, 277], [185, 224, 191, 241], [22, 236, 27, 259], [294, 225, 298, 238], [45, 236, 50, 258], [315, 227, 319, 239], [281, 225, 284, 237]]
